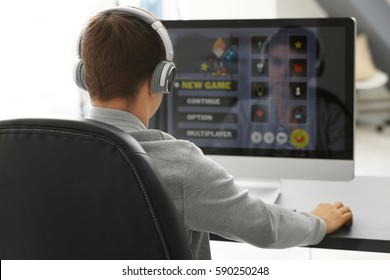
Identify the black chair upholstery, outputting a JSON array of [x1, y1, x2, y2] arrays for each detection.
[[0, 118, 194, 260]]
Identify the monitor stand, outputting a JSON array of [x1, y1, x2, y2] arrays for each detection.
[[235, 178, 281, 204], [206, 155, 282, 204]]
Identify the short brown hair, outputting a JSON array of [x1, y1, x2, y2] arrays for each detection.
[[81, 10, 165, 101]]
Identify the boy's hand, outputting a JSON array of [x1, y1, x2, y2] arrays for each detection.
[[311, 202, 353, 234]]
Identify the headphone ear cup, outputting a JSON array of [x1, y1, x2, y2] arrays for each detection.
[[151, 61, 176, 94], [73, 61, 87, 91]]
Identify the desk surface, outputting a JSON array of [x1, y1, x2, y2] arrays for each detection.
[[277, 175, 390, 253], [211, 175, 390, 253]]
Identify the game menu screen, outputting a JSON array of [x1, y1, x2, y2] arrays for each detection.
[[160, 19, 355, 159]]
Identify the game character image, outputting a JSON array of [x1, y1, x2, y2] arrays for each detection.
[[207, 36, 238, 76]]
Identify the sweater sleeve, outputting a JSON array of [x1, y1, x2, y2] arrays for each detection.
[[183, 145, 327, 249]]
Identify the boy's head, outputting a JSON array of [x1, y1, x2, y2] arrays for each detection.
[[76, 7, 175, 102]]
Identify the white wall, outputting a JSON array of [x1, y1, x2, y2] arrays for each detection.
[[145, 0, 277, 20], [0, 0, 98, 119], [184, 0, 277, 19], [276, 0, 327, 18]]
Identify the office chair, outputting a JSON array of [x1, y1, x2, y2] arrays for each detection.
[[0, 118, 194, 260]]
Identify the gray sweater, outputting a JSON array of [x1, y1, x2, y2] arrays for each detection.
[[88, 107, 326, 259]]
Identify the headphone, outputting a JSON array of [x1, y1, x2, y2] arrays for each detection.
[[73, 6, 176, 94]]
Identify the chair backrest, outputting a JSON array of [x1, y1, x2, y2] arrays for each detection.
[[0, 118, 194, 260]]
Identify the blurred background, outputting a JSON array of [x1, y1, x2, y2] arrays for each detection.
[[1, 0, 388, 123]]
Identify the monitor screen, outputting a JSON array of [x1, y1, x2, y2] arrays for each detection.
[[155, 18, 355, 190]]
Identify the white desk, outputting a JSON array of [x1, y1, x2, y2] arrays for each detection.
[[277, 175, 390, 253], [211, 175, 390, 255]]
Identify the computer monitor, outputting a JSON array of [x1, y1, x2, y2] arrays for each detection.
[[155, 18, 355, 202]]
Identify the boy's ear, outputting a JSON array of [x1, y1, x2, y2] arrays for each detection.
[[147, 76, 158, 95]]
